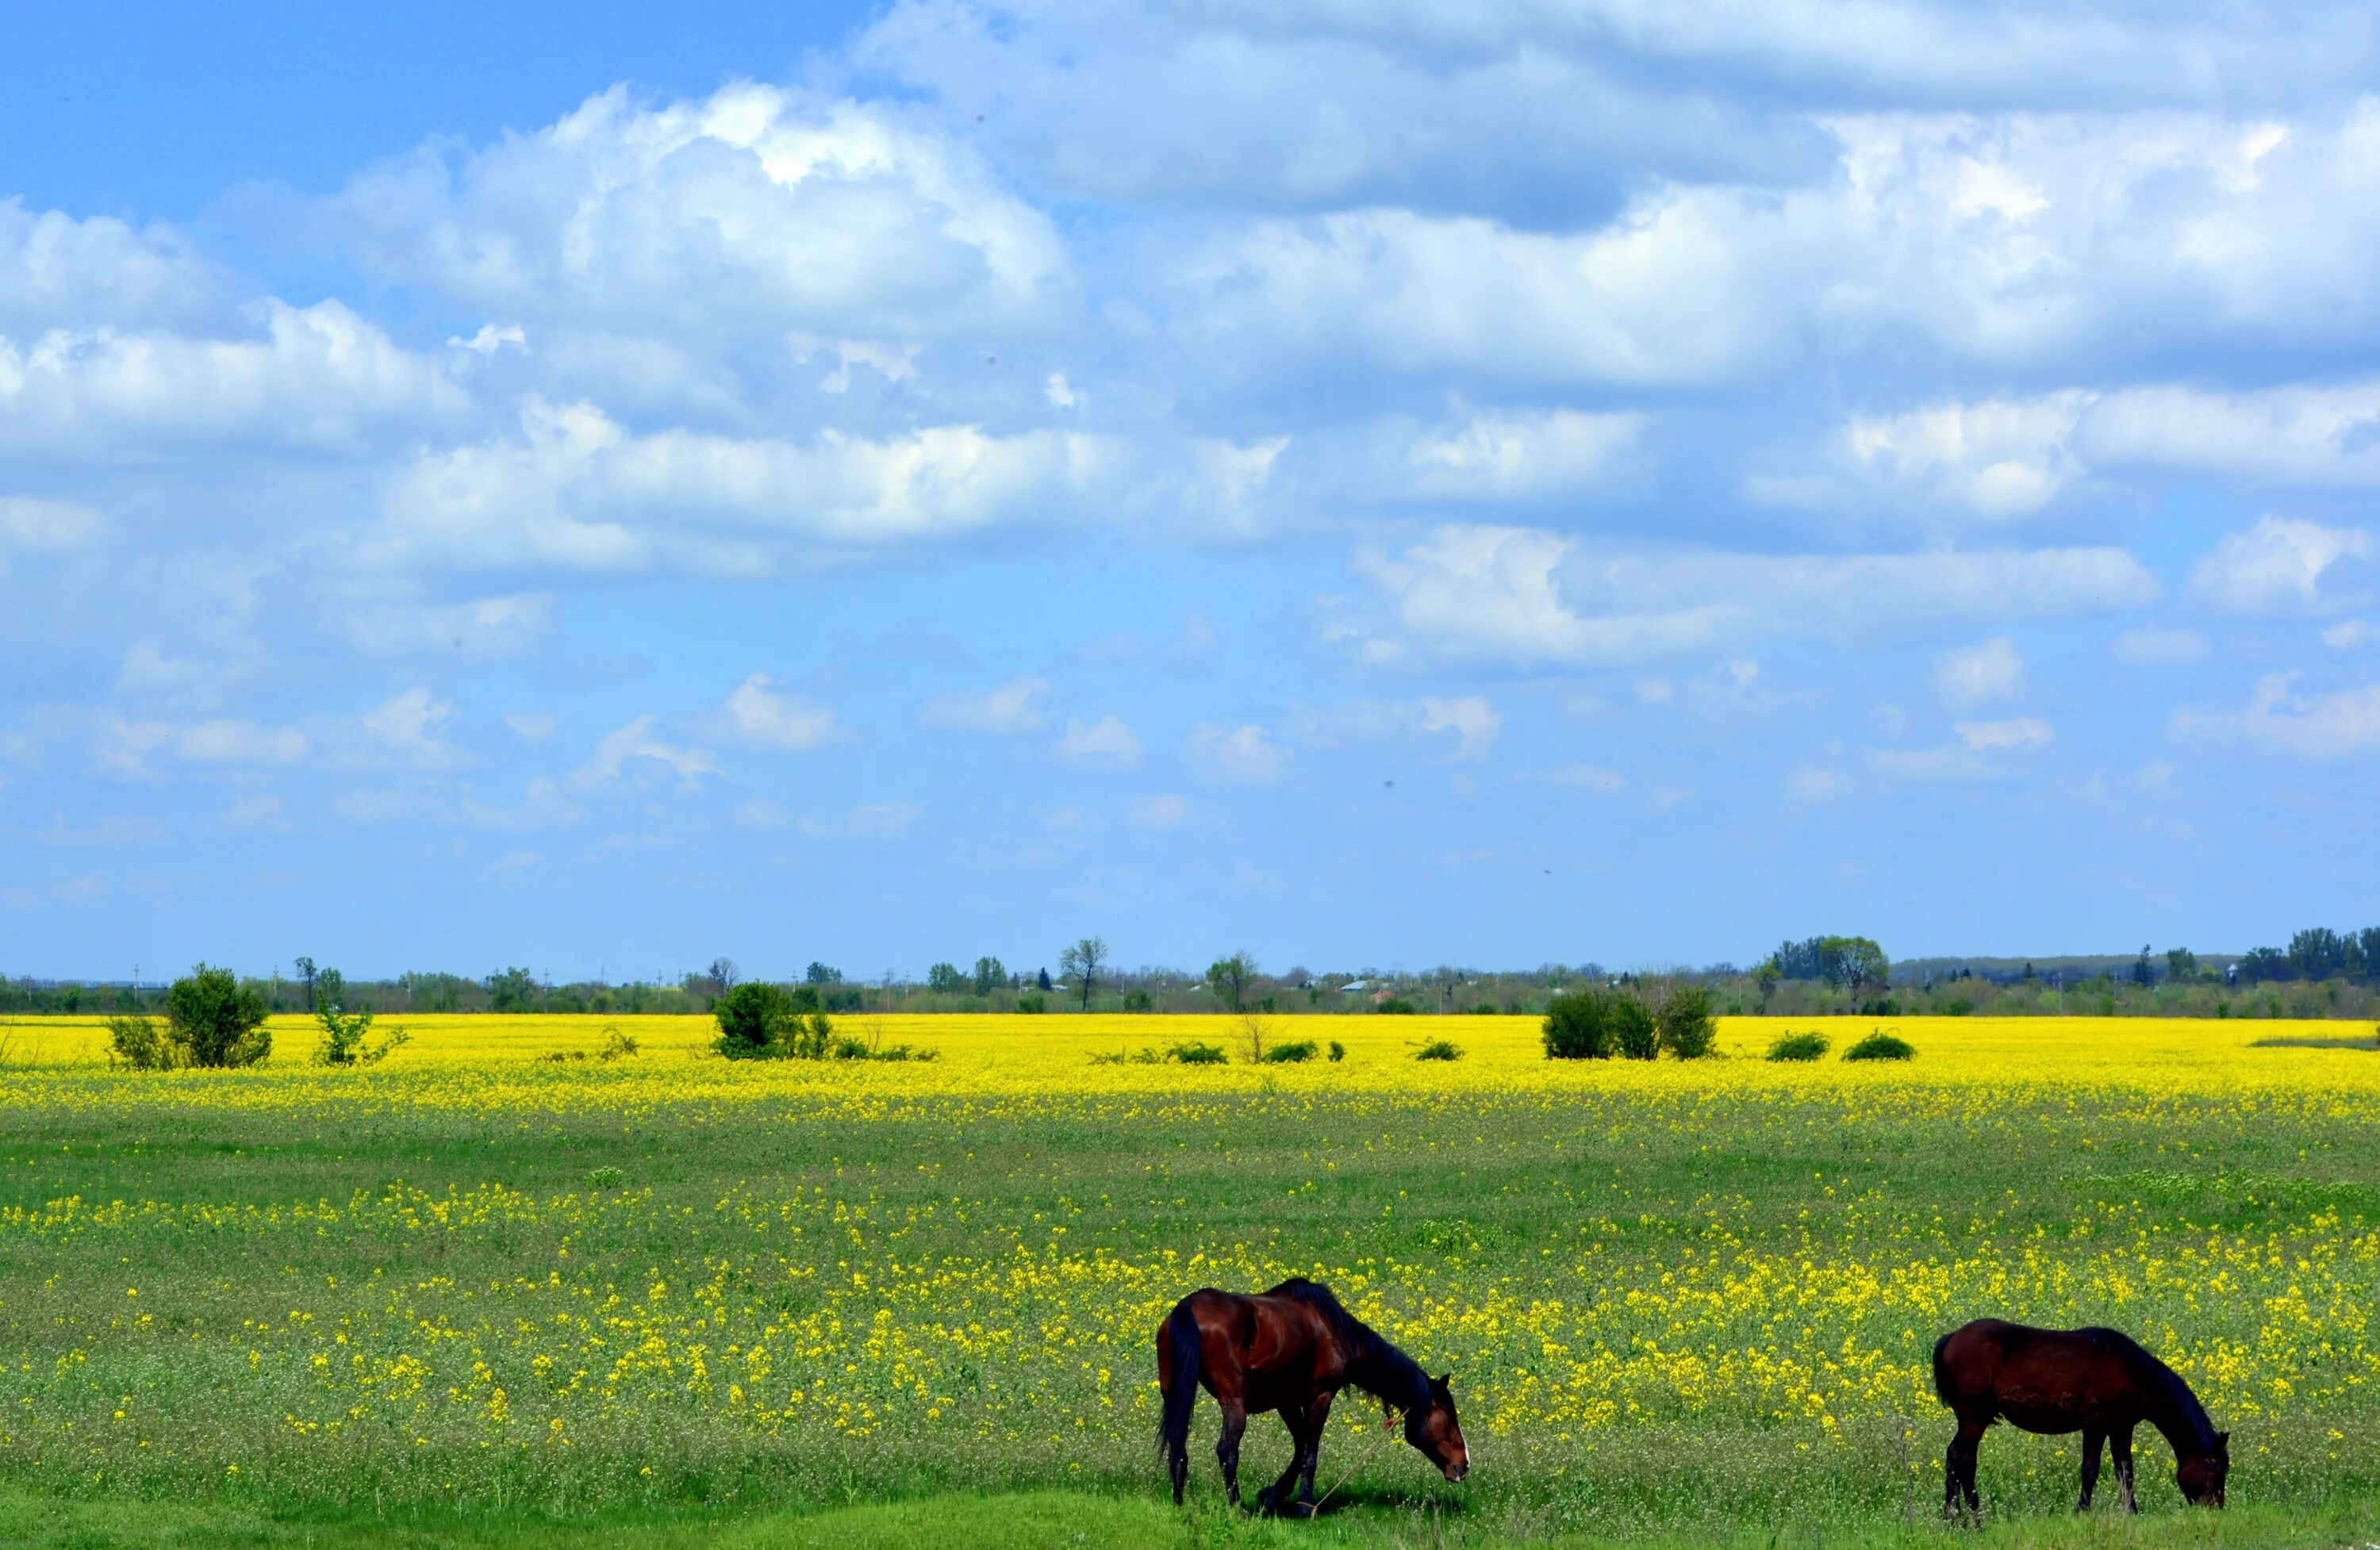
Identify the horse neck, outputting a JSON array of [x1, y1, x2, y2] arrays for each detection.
[[1348, 1338, 1430, 1414], [2136, 1360, 2216, 1459]]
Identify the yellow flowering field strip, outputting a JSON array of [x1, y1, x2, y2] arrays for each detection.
[[0, 1014, 2373, 1537]]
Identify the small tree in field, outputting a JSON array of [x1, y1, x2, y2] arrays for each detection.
[[1542, 988, 1615, 1059], [110, 965, 271, 1070], [1611, 994, 1659, 1060], [1059, 938, 1107, 1011], [312, 975, 409, 1066], [1656, 981, 1717, 1058], [1207, 953, 1257, 1014]]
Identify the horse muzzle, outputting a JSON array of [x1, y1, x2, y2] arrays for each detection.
[[1443, 1461, 1469, 1482]]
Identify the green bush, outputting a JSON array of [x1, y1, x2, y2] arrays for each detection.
[[1656, 983, 1717, 1059], [1327, 1041, 1345, 1062], [1375, 996, 1419, 1015], [1470, 1003, 1499, 1015], [1015, 992, 1048, 1014], [1123, 990, 1154, 1012], [1167, 1041, 1227, 1065], [1843, 1030, 1915, 1062], [1612, 996, 1659, 1061], [712, 982, 800, 1060], [1415, 1039, 1464, 1061], [1261, 1040, 1318, 1064], [1542, 988, 1614, 1060], [106, 1013, 179, 1071], [588, 1165, 625, 1191], [167, 965, 271, 1069], [598, 1026, 639, 1060], [1766, 1030, 1829, 1062]]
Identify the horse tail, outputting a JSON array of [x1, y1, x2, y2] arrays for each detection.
[[1157, 1296, 1203, 1456], [1930, 1328, 1958, 1409]]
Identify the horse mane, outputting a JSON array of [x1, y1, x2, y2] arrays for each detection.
[[1266, 1278, 1434, 1413], [2082, 1326, 2218, 1454]]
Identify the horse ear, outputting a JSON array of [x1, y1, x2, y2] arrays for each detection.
[[1434, 1372, 1451, 1391], [2217, 1430, 2229, 1448]]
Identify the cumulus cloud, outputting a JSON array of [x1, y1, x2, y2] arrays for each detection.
[[724, 673, 838, 750], [174, 719, 309, 765], [505, 711, 559, 740], [344, 592, 553, 656], [1419, 696, 1501, 758], [923, 675, 1050, 733], [357, 687, 463, 767], [1937, 638, 2024, 704], [1392, 409, 1643, 501], [371, 399, 1123, 574], [0, 199, 216, 329], [2190, 516, 2374, 616], [2174, 671, 2380, 755], [333, 82, 1072, 343], [1058, 714, 1143, 769], [0, 301, 464, 457], [1187, 722, 1286, 783], [1350, 524, 2157, 666], [0, 496, 105, 560], [570, 716, 718, 788]]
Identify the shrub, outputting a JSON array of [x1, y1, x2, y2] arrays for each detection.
[[1843, 1030, 1915, 1062], [1542, 988, 1614, 1060], [712, 982, 800, 1060], [588, 1165, 625, 1191], [106, 1014, 179, 1071], [1327, 1041, 1345, 1062], [1375, 996, 1419, 1015], [598, 1026, 639, 1060], [1123, 990, 1154, 1012], [1656, 983, 1718, 1060], [1261, 1040, 1318, 1064], [1766, 1030, 1829, 1062], [1015, 992, 1048, 1014], [1612, 996, 1660, 1061], [1167, 1041, 1227, 1065], [1415, 1039, 1464, 1061], [166, 965, 271, 1069], [312, 984, 409, 1067], [1469, 1003, 1499, 1016]]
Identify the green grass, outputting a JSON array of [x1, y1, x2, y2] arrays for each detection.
[[2, 1052, 2377, 1544]]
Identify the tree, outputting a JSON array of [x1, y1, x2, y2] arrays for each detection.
[[1058, 938, 1107, 1011], [1822, 936, 1888, 1007], [708, 957, 741, 992], [1611, 996, 1659, 1060], [2131, 944, 2157, 987], [486, 966, 539, 1013], [294, 955, 318, 1011], [926, 961, 968, 994], [313, 976, 408, 1067], [1542, 988, 1614, 1060], [712, 983, 831, 1061], [2288, 927, 2347, 980], [804, 962, 843, 986], [2166, 946, 2198, 983], [1656, 982, 1716, 1058], [165, 965, 271, 1069], [1036, 967, 1051, 992], [1753, 961, 1782, 1012], [1207, 953, 1257, 1013], [972, 956, 1008, 996]]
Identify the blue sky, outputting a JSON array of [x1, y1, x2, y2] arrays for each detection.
[[5, 2, 2379, 981]]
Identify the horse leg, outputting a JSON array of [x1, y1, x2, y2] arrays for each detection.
[[2076, 1428, 2103, 1512], [1215, 1399, 1249, 1510], [1258, 1405, 1307, 1517], [2112, 1426, 2136, 1514], [1944, 1414, 1987, 1521], [1295, 1391, 1337, 1513]]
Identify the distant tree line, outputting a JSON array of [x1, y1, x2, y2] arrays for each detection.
[[8, 920, 2380, 1023]]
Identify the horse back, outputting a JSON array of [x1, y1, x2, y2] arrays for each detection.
[[1162, 1288, 1340, 1405], [1934, 1318, 2153, 1432]]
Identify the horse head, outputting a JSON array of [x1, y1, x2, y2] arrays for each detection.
[[1403, 1373, 1468, 1482], [2176, 1430, 2228, 1507]]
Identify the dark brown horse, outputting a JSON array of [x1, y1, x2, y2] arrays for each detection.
[[1156, 1278, 1468, 1515], [1934, 1318, 2228, 1517]]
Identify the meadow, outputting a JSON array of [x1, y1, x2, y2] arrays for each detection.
[[0, 1011, 2375, 1547]]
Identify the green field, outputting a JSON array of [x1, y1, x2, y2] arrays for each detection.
[[0, 1015, 2374, 1546]]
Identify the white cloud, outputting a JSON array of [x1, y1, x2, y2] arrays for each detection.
[[1937, 638, 2024, 704], [334, 82, 1071, 343], [1058, 714, 1143, 769], [344, 592, 553, 657], [1188, 722, 1287, 784], [0, 199, 215, 328], [505, 711, 559, 741], [570, 716, 718, 788], [1353, 524, 2158, 666], [372, 399, 1121, 574], [357, 687, 463, 767], [1954, 716, 2053, 750], [175, 719, 309, 765], [724, 673, 838, 750], [0, 301, 464, 456], [1844, 394, 2091, 516], [2190, 515, 2373, 616], [2113, 627, 2210, 665], [2174, 671, 2380, 755], [2324, 618, 2377, 648], [1127, 792, 1188, 830], [923, 675, 1050, 733], [1634, 679, 1672, 704], [0, 496, 105, 558], [1419, 696, 1501, 759], [1396, 409, 1643, 501]]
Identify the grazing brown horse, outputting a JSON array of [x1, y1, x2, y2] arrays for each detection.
[[1933, 1318, 2228, 1517], [1156, 1278, 1468, 1515]]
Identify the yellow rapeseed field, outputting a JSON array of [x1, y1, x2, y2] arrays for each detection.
[[0, 1013, 2374, 1530]]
